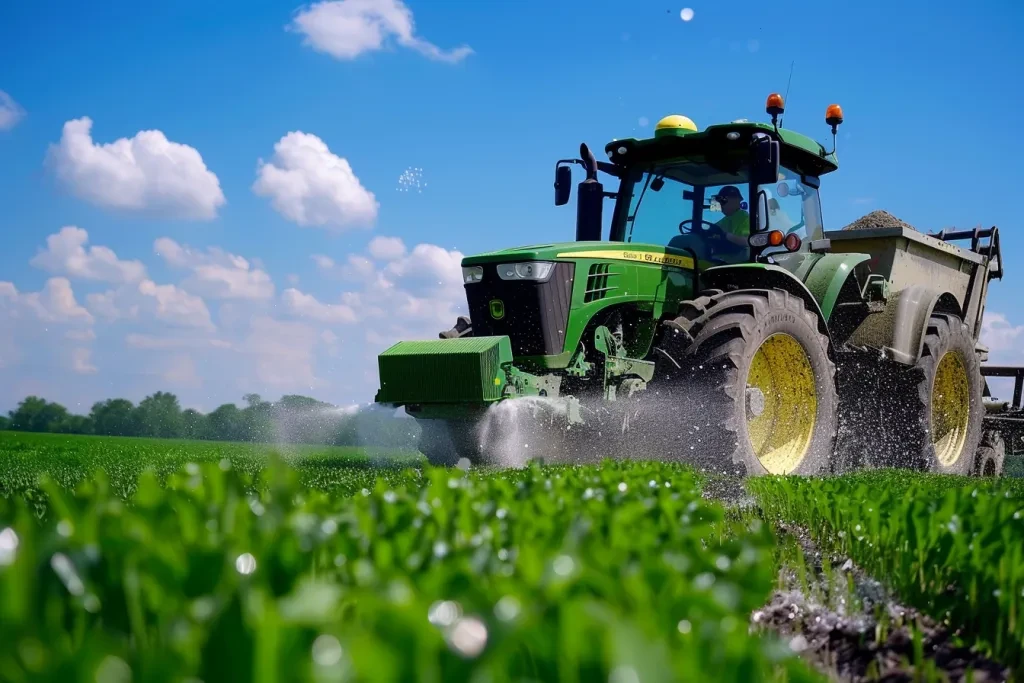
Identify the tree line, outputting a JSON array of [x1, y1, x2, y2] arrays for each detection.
[[0, 392, 419, 448]]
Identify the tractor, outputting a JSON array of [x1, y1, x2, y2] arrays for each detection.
[[374, 93, 1007, 477]]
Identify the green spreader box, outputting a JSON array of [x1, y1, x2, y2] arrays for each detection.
[[375, 335, 513, 405]]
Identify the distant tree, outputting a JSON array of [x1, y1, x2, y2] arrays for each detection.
[[90, 399, 140, 437], [135, 391, 183, 438], [242, 394, 274, 443], [54, 414, 94, 435], [207, 403, 244, 442], [0, 415, 9, 431], [8, 396, 70, 432], [180, 409, 207, 440]]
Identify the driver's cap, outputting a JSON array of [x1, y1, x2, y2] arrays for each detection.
[[712, 185, 742, 201]]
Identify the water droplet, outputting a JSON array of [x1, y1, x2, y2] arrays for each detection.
[[447, 616, 488, 658], [694, 572, 715, 590], [789, 634, 809, 652], [428, 600, 461, 627], [235, 553, 257, 575], [553, 554, 575, 576], [95, 655, 131, 683], [0, 527, 19, 566], [494, 595, 521, 622], [311, 634, 344, 667], [50, 553, 84, 596]]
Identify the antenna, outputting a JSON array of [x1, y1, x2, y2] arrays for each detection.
[[780, 61, 795, 128]]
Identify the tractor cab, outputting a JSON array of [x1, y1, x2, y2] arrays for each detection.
[[554, 95, 843, 267]]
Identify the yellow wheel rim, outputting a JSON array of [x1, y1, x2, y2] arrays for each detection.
[[932, 351, 970, 466], [746, 333, 818, 474]]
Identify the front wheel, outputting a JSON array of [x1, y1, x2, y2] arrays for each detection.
[[653, 288, 838, 476]]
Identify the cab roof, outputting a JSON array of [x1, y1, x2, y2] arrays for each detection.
[[604, 119, 839, 179]]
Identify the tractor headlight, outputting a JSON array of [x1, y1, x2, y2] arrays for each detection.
[[462, 266, 484, 284], [496, 261, 555, 282]]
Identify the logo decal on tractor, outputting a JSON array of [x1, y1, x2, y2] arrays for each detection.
[[556, 250, 698, 270], [489, 299, 505, 320]]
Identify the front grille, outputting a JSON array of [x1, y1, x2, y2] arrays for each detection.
[[466, 262, 574, 356]]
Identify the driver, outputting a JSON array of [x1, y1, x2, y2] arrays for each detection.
[[710, 185, 751, 248]]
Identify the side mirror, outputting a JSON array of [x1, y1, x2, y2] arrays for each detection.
[[751, 134, 780, 185], [555, 165, 572, 206]]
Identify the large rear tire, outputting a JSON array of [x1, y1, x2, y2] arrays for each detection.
[[652, 288, 838, 476], [894, 313, 984, 475]]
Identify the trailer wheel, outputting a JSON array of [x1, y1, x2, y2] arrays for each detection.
[[897, 313, 985, 474], [653, 288, 838, 476], [974, 430, 1005, 477]]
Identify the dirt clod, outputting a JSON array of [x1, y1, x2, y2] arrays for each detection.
[[840, 210, 919, 232]]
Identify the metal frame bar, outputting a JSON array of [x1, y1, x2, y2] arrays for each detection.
[[981, 365, 1024, 411]]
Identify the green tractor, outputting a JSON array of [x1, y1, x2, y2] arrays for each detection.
[[374, 94, 1004, 476]]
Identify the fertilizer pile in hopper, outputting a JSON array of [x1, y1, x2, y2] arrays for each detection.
[[840, 209, 919, 232]]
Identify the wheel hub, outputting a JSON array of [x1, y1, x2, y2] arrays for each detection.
[[931, 350, 970, 467], [745, 333, 818, 474]]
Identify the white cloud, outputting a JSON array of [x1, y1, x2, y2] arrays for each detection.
[[368, 235, 406, 260], [289, 0, 473, 63], [46, 117, 225, 220], [282, 288, 358, 323], [88, 279, 214, 330], [252, 131, 378, 230], [981, 311, 1024, 354], [71, 347, 98, 375], [0, 90, 26, 131], [86, 289, 137, 322], [125, 333, 232, 350], [0, 278, 95, 325], [67, 328, 97, 342], [163, 354, 201, 387], [311, 254, 335, 270], [138, 280, 215, 329], [243, 316, 324, 390], [340, 254, 377, 281], [154, 237, 274, 300], [382, 242, 463, 290], [31, 226, 147, 284]]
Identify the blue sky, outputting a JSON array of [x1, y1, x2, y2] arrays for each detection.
[[1, 0, 1022, 414]]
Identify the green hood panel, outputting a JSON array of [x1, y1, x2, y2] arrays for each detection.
[[462, 241, 699, 268]]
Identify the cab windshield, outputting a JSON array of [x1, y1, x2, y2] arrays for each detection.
[[617, 161, 823, 264]]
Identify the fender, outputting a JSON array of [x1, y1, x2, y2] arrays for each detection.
[[701, 263, 833, 345], [845, 284, 962, 365]]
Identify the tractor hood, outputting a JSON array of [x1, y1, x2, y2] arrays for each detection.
[[461, 241, 697, 268]]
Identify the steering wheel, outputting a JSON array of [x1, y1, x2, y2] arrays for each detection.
[[678, 218, 728, 240]]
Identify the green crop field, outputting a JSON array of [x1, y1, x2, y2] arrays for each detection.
[[1, 431, 1023, 682]]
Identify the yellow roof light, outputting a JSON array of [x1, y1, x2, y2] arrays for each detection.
[[654, 114, 698, 137]]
